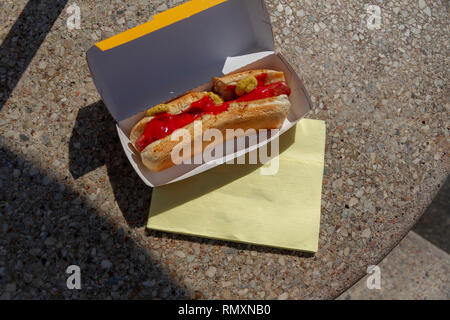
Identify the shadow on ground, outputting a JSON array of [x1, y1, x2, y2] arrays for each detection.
[[0, 0, 68, 111], [0, 144, 187, 299], [69, 101, 151, 228], [413, 175, 450, 254]]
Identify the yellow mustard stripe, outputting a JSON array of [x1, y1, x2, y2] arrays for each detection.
[[96, 0, 227, 51]]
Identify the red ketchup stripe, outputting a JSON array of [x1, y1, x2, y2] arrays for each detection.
[[236, 81, 290, 102], [136, 74, 290, 152], [135, 96, 229, 152]]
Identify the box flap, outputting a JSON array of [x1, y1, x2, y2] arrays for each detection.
[[86, 0, 274, 121]]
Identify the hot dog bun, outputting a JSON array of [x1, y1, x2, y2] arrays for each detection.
[[130, 94, 291, 172]]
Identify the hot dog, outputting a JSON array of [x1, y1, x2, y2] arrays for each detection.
[[129, 69, 291, 172]]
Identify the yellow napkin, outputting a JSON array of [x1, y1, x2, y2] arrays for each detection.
[[147, 118, 326, 252]]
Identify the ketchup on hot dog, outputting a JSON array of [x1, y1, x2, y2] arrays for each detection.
[[135, 73, 291, 152]]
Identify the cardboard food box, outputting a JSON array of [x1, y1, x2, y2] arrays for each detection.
[[87, 0, 312, 187]]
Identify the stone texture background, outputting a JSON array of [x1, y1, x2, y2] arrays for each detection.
[[0, 0, 448, 299]]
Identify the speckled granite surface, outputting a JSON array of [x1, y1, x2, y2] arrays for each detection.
[[0, 0, 448, 299]]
